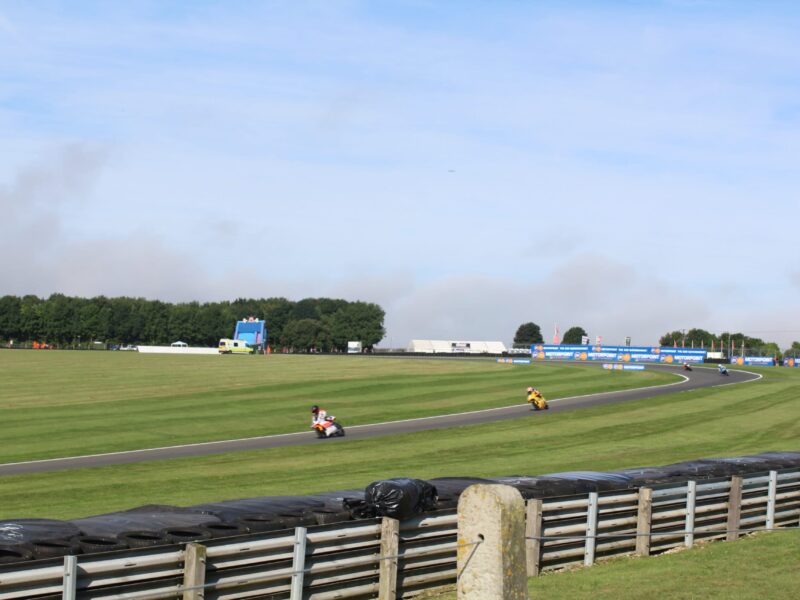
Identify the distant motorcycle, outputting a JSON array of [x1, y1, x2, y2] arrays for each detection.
[[312, 417, 346, 438], [527, 391, 549, 411], [718, 366, 729, 376], [683, 363, 693, 372]]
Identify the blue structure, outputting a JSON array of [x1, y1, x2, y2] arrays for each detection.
[[234, 318, 268, 353]]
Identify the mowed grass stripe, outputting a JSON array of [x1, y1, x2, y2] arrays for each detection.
[[0, 353, 675, 463]]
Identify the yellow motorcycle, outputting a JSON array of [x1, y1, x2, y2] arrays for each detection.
[[527, 391, 549, 411]]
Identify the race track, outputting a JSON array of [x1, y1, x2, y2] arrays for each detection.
[[0, 365, 760, 476]]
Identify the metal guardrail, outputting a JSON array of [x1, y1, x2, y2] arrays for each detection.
[[1, 469, 798, 599]]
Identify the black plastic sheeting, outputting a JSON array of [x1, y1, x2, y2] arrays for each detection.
[[356, 478, 438, 519], [71, 505, 221, 538], [1, 451, 798, 562], [0, 519, 80, 545]]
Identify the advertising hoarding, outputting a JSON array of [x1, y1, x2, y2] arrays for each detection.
[[531, 344, 707, 363], [730, 356, 775, 366]]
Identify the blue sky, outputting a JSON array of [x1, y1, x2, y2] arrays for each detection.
[[1, 1, 799, 347]]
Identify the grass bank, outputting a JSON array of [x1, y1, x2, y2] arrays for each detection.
[[427, 530, 800, 599]]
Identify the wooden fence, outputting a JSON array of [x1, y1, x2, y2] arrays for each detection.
[[1, 469, 797, 599]]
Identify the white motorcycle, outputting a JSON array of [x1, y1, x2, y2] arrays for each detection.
[[312, 417, 346, 438]]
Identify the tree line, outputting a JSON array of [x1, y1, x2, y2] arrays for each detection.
[[0, 294, 386, 352], [658, 328, 797, 357], [513, 323, 588, 346]]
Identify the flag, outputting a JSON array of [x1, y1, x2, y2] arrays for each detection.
[[553, 323, 560, 345], [674, 339, 677, 348], [711, 339, 715, 351]]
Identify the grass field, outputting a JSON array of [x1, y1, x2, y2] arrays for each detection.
[[426, 530, 800, 599], [0, 351, 676, 463], [0, 356, 797, 521]]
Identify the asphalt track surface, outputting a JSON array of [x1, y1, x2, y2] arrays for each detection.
[[1, 364, 760, 476]]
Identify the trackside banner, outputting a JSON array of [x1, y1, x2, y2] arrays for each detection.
[[785, 357, 798, 367], [531, 344, 707, 363], [730, 356, 776, 366]]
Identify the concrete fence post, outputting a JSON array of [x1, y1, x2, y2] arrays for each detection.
[[766, 471, 777, 530], [378, 517, 400, 600], [584, 492, 599, 567], [182, 542, 207, 600], [457, 484, 528, 600], [727, 476, 743, 541], [685, 480, 697, 548], [636, 487, 653, 557], [524, 499, 543, 577]]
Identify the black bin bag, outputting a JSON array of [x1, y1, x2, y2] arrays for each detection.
[[361, 478, 438, 520]]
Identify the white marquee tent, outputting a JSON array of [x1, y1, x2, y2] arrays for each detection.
[[406, 340, 507, 354]]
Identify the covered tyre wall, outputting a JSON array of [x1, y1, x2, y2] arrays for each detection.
[[30, 539, 81, 559], [117, 531, 170, 548], [492, 476, 600, 499], [612, 467, 683, 486], [72, 507, 221, 538], [72, 536, 127, 554], [161, 527, 213, 544], [189, 496, 329, 521], [303, 508, 353, 525], [0, 543, 33, 564], [425, 477, 493, 508], [0, 518, 81, 545], [747, 452, 800, 469], [234, 516, 289, 533]]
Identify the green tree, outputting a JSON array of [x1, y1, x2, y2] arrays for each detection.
[[259, 298, 293, 348], [19, 295, 44, 341], [562, 326, 587, 345], [784, 342, 800, 358], [659, 330, 684, 346], [328, 302, 386, 350], [292, 298, 320, 321], [513, 322, 543, 347], [281, 318, 327, 351], [0, 295, 22, 341]]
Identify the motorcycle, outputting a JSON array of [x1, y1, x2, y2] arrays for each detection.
[[719, 367, 729, 376], [527, 392, 549, 411], [312, 417, 346, 438], [683, 363, 693, 372]]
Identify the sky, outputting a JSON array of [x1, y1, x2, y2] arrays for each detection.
[[1, 1, 799, 348]]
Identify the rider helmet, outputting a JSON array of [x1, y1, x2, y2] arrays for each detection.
[[527, 387, 533, 393], [311, 405, 319, 414]]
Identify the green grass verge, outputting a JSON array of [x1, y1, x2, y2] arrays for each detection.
[[0, 352, 675, 462], [0, 364, 796, 521], [426, 530, 800, 599]]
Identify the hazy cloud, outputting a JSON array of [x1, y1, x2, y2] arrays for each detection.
[[1, 4, 799, 349]]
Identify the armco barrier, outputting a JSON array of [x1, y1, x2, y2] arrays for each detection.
[[1, 468, 797, 599]]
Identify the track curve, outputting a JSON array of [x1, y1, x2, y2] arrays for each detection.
[[0, 365, 760, 476]]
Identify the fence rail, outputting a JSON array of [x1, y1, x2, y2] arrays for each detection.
[[1, 469, 798, 599]]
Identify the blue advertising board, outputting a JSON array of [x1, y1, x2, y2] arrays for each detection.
[[785, 357, 798, 367], [603, 364, 646, 371], [531, 344, 707, 363], [730, 356, 775, 366], [497, 358, 532, 364]]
